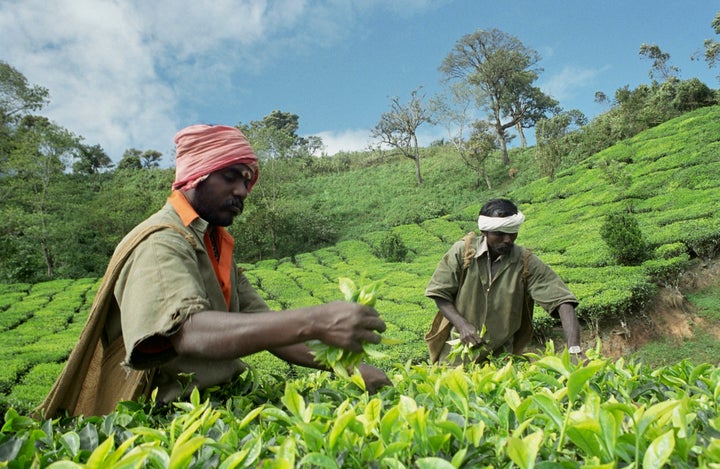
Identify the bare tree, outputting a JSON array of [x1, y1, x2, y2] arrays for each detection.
[[693, 11, 720, 75], [372, 88, 431, 185]]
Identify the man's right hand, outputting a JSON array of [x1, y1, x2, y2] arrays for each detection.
[[456, 317, 485, 347], [314, 301, 387, 352]]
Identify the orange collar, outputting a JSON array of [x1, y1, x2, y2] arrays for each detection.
[[169, 190, 200, 227], [168, 190, 234, 309]]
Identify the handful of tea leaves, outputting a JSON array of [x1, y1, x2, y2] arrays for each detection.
[[307, 277, 399, 380], [445, 324, 488, 363]]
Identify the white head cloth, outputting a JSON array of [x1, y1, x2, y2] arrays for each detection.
[[477, 211, 525, 233]]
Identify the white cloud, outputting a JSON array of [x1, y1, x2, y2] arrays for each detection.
[[0, 0, 441, 165], [312, 123, 445, 156], [313, 129, 374, 155], [540, 65, 607, 102], [0, 0, 179, 163]]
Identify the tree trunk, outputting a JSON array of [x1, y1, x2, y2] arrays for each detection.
[[481, 164, 492, 190], [500, 136, 510, 166], [516, 123, 527, 148], [495, 119, 511, 166], [39, 212, 54, 278], [412, 137, 423, 185], [41, 240, 54, 278], [414, 154, 423, 185]]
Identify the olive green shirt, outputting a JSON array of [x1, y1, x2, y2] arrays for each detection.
[[425, 234, 577, 362], [104, 200, 270, 403]]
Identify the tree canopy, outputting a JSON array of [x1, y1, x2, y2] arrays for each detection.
[[439, 28, 554, 166]]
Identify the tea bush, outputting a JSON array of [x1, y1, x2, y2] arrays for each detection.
[[373, 232, 409, 263], [600, 211, 650, 266]]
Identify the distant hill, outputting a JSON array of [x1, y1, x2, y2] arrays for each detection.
[[1, 106, 719, 411]]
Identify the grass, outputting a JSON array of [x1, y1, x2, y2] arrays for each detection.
[[632, 269, 720, 367], [687, 285, 720, 321], [633, 330, 720, 367]]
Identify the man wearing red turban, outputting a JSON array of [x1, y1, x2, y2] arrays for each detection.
[[38, 124, 391, 417]]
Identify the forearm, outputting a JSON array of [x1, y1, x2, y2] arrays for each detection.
[[170, 309, 321, 360], [433, 297, 484, 346], [434, 297, 470, 329], [169, 301, 384, 360], [557, 303, 581, 347], [271, 343, 327, 369]]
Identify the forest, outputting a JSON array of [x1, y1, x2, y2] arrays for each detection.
[[1, 17, 720, 467]]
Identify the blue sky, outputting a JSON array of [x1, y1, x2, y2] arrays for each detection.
[[1, 0, 718, 166]]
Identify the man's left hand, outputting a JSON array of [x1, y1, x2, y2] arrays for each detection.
[[358, 363, 392, 394]]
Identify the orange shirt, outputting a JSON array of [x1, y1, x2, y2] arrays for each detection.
[[169, 191, 234, 309]]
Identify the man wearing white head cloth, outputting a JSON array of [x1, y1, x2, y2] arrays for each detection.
[[38, 124, 391, 418], [425, 198, 582, 364]]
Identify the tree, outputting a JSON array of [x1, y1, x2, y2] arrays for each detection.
[[534, 110, 587, 179], [141, 149, 162, 168], [505, 85, 559, 148], [73, 143, 113, 175], [117, 148, 162, 170], [464, 121, 499, 189], [235, 111, 328, 257], [238, 110, 322, 161], [0, 61, 49, 126], [2, 116, 79, 279], [695, 11, 720, 73], [639, 43, 680, 82], [117, 148, 143, 170], [372, 88, 431, 185], [0, 62, 51, 172], [440, 28, 543, 166]]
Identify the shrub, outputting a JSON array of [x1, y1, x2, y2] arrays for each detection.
[[374, 232, 409, 262], [600, 212, 650, 266]]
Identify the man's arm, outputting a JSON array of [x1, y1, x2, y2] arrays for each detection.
[[168, 301, 385, 360], [556, 303, 583, 355]]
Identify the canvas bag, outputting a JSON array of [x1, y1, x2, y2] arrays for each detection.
[[35, 223, 196, 418], [424, 233, 534, 363], [424, 232, 475, 363]]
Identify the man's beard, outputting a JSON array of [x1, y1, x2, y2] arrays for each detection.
[[196, 198, 243, 227]]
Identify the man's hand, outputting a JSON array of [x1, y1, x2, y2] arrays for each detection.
[[358, 363, 392, 394], [315, 301, 387, 353], [457, 317, 484, 347], [433, 298, 485, 348]]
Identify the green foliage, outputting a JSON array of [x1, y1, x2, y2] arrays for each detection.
[[0, 350, 719, 467], [373, 232, 409, 262], [306, 277, 389, 381], [600, 211, 650, 266]]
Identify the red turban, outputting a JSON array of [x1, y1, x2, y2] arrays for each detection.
[[172, 124, 259, 191]]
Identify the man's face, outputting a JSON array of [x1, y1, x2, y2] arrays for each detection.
[[186, 164, 254, 227], [483, 231, 518, 258]]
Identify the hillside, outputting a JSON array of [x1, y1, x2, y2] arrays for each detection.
[[1, 106, 719, 412], [244, 105, 720, 372]]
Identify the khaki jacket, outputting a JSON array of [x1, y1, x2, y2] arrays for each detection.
[[37, 201, 270, 417], [107, 201, 270, 403], [425, 234, 577, 362]]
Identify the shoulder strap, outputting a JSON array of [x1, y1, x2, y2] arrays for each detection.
[[522, 248, 532, 281], [457, 231, 477, 289], [461, 231, 476, 270]]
